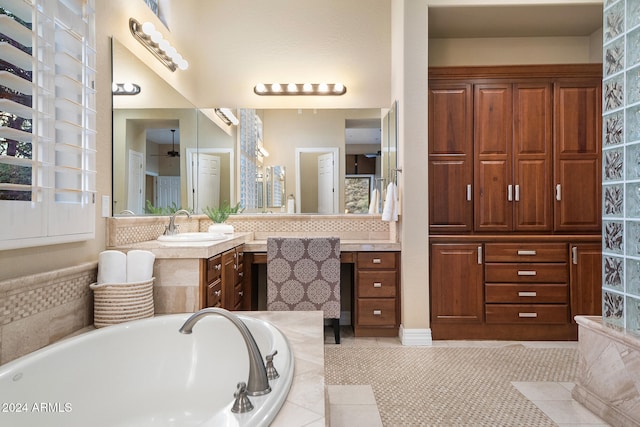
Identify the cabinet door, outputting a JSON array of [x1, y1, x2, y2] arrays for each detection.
[[221, 249, 236, 309], [570, 243, 602, 319], [554, 80, 602, 232], [430, 243, 484, 323], [474, 84, 513, 231], [513, 82, 553, 231], [428, 83, 473, 232]]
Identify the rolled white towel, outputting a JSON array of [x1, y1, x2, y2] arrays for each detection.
[[127, 250, 156, 283], [381, 182, 398, 222], [97, 250, 127, 284], [368, 188, 380, 214]]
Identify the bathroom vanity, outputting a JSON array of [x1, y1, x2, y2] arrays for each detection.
[[106, 214, 401, 337]]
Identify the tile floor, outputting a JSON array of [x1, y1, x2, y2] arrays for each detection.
[[324, 327, 610, 427]]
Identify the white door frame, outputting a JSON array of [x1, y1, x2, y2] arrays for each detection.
[[295, 147, 339, 214], [186, 148, 235, 213], [127, 149, 145, 214]]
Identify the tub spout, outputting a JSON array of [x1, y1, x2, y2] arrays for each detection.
[[179, 308, 271, 396]]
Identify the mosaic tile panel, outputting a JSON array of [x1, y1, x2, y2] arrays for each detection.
[[603, 290, 625, 327], [604, 111, 624, 146], [625, 296, 640, 331], [629, 0, 640, 30], [625, 220, 640, 256], [604, 255, 624, 291], [627, 257, 640, 295], [627, 104, 640, 143], [627, 27, 640, 67], [604, 1, 625, 43], [604, 220, 624, 253], [627, 65, 640, 104], [604, 184, 624, 216], [626, 143, 640, 179], [604, 74, 624, 112], [604, 147, 624, 181], [626, 183, 640, 217], [606, 37, 625, 76]]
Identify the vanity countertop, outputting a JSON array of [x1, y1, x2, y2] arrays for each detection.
[[109, 232, 400, 259]]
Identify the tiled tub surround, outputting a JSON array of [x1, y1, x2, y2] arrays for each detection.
[[0, 263, 96, 364], [573, 315, 640, 427]]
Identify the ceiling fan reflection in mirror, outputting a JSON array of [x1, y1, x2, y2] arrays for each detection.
[[151, 129, 180, 157]]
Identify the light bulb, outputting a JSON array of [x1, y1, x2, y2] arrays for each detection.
[[287, 83, 298, 92], [177, 59, 189, 70], [333, 82, 344, 93], [111, 82, 118, 92], [158, 39, 170, 52], [271, 83, 282, 92], [303, 83, 313, 92], [255, 83, 266, 93], [150, 31, 163, 44], [165, 46, 177, 58], [318, 83, 329, 93], [123, 82, 134, 92], [141, 22, 155, 36]]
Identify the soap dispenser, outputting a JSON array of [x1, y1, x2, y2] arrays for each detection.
[[287, 194, 295, 214]]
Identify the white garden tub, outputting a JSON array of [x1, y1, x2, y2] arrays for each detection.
[[0, 312, 294, 427]]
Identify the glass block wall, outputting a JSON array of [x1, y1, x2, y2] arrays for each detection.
[[602, 0, 640, 332]]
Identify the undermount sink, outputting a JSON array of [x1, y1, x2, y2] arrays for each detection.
[[157, 232, 227, 243]]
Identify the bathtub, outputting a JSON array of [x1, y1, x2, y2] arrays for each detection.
[[0, 312, 294, 427]]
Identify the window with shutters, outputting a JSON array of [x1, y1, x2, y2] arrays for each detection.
[[0, 0, 96, 250]]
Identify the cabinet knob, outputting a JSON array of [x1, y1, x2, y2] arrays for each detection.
[[373, 309, 382, 316], [215, 264, 221, 270], [214, 290, 221, 297], [238, 272, 244, 277], [238, 291, 244, 297]]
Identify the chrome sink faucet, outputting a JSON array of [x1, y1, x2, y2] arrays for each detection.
[[164, 209, 191, 235], [178, 308, 271, 396]]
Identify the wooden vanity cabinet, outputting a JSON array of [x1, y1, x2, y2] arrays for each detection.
[[205, 254, 222, 308], [354, 252, 400, 337], [202, 244, 246, 310]]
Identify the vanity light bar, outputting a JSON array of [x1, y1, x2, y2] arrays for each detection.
[[215, 108, 239, 126], [129, 18, 189, 72], [112, 82, 141, 95], [254, 83, 346, 96]]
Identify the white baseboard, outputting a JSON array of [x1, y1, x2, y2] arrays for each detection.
[[399, 325, 432, 346]]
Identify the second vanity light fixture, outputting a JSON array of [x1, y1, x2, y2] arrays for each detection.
[[254, 82, 346, 96], [129, 18, 189, 72]]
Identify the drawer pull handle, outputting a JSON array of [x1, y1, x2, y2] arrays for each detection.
[[238, 272, 244, 277], [238, 291, 244, 297], [215, 265, 221, 270], [518, 291, 537, 297], [519, 312, 538, 318], [517, 250, 536, 256], [372, 258, 381, 264], [214, 290, 221, 297], [373, 310, 382, 316], [373, 282, 382, 288], [518, 270, 537, 276]]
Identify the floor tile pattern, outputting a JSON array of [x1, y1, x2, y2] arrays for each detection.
[[326, 345, 579, 426]]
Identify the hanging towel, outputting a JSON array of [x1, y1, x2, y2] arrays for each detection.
[[97, 250, 127, 284], [126, 250, 156, 283], [368, 188, 380, 214], [381, 182, 398, 222]]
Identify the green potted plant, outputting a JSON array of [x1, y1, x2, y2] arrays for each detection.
[[203, 201, 243, 234]]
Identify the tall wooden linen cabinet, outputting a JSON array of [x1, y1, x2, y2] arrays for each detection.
[[429, 65, 602, 340]]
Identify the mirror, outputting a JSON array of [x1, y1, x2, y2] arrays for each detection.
[[112, 39, 235, 215], [112, 39, 398, 216]]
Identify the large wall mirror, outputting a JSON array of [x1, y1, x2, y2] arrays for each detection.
[[112, 39, 398, 216]]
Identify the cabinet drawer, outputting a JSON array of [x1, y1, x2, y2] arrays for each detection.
[[485, 263, 568, 283], [357, 271, 397, 298], [485, 243, 567, 263], [357, 299, 397, 326], [207, 256, 222, 283], [485, 304, 569, 324], [207, 280, 222, 307], [485, 283, 568, 303], [357, 252, 397, 269], [233, 283, 244, 308]]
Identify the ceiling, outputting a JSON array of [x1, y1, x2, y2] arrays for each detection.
[[428, 4, 603, 39]]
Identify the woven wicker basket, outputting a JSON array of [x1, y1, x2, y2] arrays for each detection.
[[89, 279, 154, 328]]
